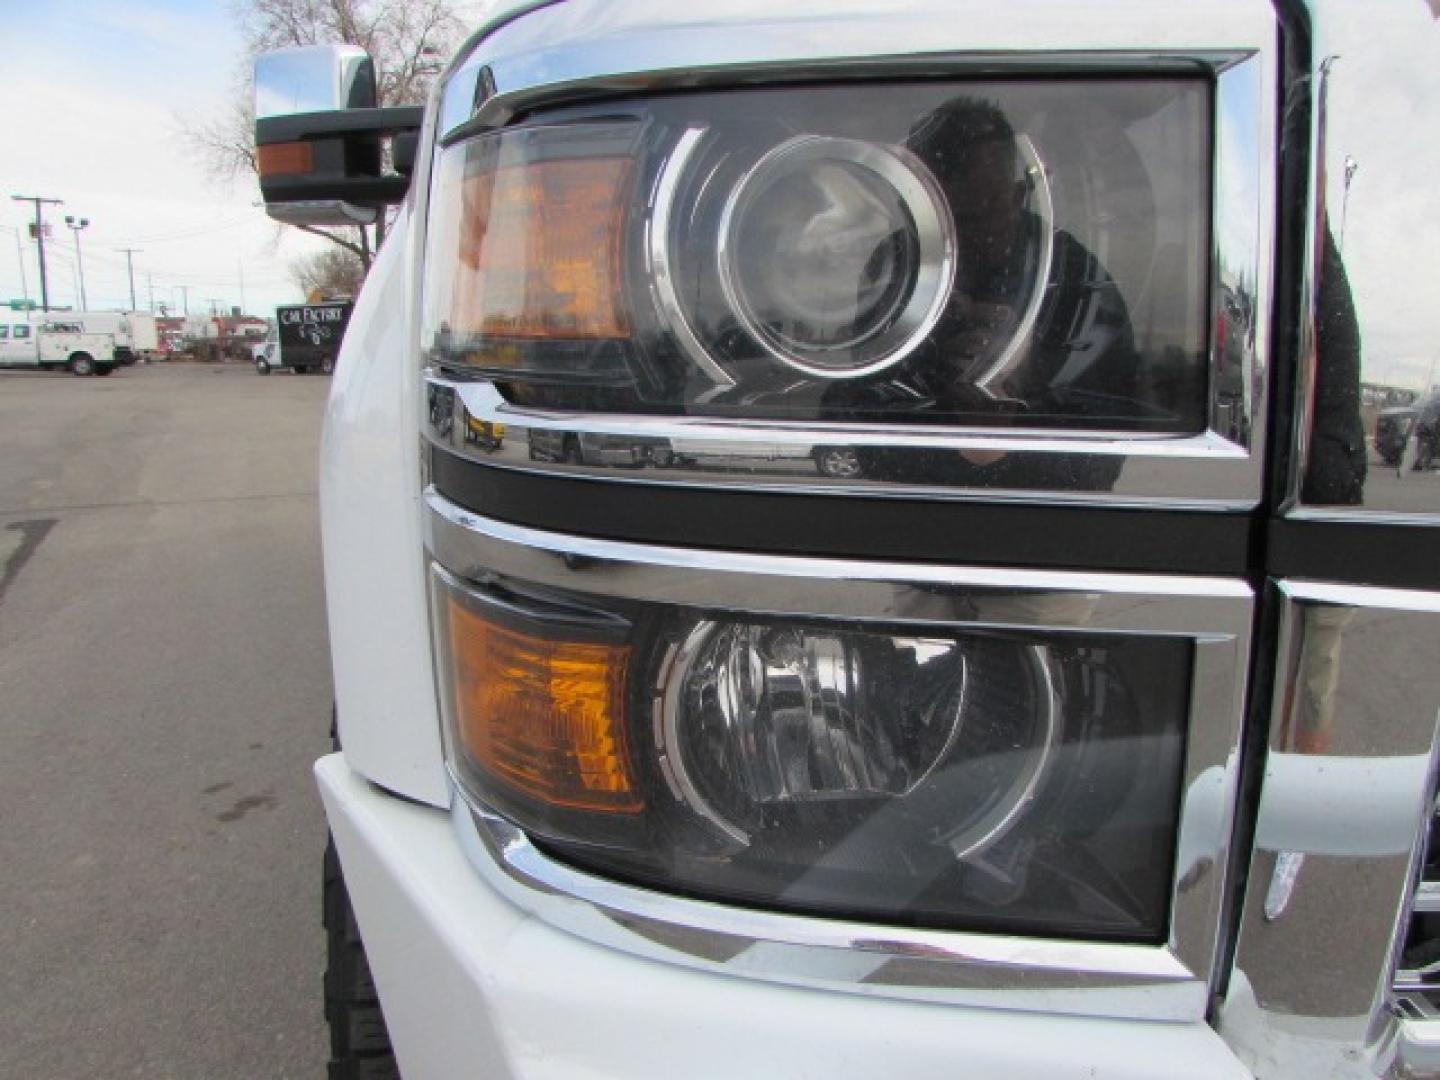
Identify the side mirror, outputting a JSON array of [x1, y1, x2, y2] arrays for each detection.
[[255, 44, 377, 117], [254, 44, 423, 227]]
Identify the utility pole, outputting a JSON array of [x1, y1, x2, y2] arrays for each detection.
[[178, 285, 190, 316], [11, 194, 63, 312], [147, 272, 154, 313], [237, 260, 247, 316], [64, 215, 90, 310], [116, 247, 141, 310], [4, 225, 30, 302]]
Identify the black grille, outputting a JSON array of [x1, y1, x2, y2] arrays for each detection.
[[1395, 800, 1440, 1017]]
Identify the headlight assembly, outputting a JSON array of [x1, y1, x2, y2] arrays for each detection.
[[433, 567, 1192, 942], [423, 80, 1211, 432]]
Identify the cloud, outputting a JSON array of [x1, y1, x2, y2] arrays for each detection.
[[1, 1, 330, 316]]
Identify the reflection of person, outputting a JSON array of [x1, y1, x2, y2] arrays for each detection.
[[826, 98, 1141, 490], [1301, 224, 1366, 505]]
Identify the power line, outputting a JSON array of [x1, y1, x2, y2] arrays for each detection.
[[42, 242, 287, 288], [111, 215, 256, 246]]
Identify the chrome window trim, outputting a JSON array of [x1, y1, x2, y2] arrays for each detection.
[[425, 490, 1253, 1021], [1218, 580, 1440, 1077], [421, 36, 1274, 508]]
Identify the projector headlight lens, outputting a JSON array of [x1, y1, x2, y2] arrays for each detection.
[[717, 137, 953, 377]]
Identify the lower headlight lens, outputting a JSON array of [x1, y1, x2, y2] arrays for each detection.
[[434, 567, 1191, 942], [662, 622, 1056, 863]]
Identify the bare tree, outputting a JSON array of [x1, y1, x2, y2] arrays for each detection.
[[291, 246, 367, 299], [189, 0, 463, 272]]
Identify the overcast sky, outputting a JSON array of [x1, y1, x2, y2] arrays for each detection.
[[0, 0, 334, 318], [1, 0, 1434, 396], [0, 0, 491, 320], [1319, 0, 1440, 394]]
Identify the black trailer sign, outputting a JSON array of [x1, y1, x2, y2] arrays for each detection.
[[275, 301, 353, 372]]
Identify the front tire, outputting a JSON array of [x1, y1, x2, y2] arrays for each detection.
[[324, 838, 398, 1080], [321, 357, 336, 375], [256, 359, 271, 375], [68, 352, 95, 376]]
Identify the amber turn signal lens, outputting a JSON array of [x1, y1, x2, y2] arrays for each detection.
[[450, 156, 631, 341], [443, 591, 639, 813], [257, 141, 315, 177]]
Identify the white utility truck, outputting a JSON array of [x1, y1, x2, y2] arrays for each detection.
[[65, 311, 160, 365], [0, 316, 118, 376]]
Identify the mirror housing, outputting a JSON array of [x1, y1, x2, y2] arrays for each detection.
[[255, 44, 377, 117], [254, 44, 423, 226]]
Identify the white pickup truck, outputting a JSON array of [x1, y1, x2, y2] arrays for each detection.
[[0, 317, 118, 376], [255, 3, 1440, 1078]]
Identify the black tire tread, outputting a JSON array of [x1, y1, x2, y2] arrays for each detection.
[[324, 838, 400, 1080]]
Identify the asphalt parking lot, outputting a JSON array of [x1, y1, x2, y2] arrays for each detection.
[[0, 363, 331, 1078], [2, 361, 1436, 1078]]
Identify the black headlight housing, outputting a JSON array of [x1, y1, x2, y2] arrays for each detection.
[[423, 79, 1212, 433], [434, 568, 1192, 943]]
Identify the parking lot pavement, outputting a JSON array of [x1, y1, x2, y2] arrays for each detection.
[[0, 364, 332, 1078]]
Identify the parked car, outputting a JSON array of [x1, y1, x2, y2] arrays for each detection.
[[528, 429, 668, 466], [1376, 394, 1440, 470], [254, 3, 1440, 1077]]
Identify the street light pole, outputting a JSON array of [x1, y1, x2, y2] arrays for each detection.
[[11, 194, 63, 312], [64, 215, 90, 310], [1340, 155, 1358, 256]]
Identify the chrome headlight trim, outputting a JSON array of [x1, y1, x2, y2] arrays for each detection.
[[427, 3, 1277, 509], [420, 50, 1272, 510], [425, 374, 1255, 511], [1219, 579, 1440, 1077], [426, 490, 1253, 1021], [647, 126, 737, 388]]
